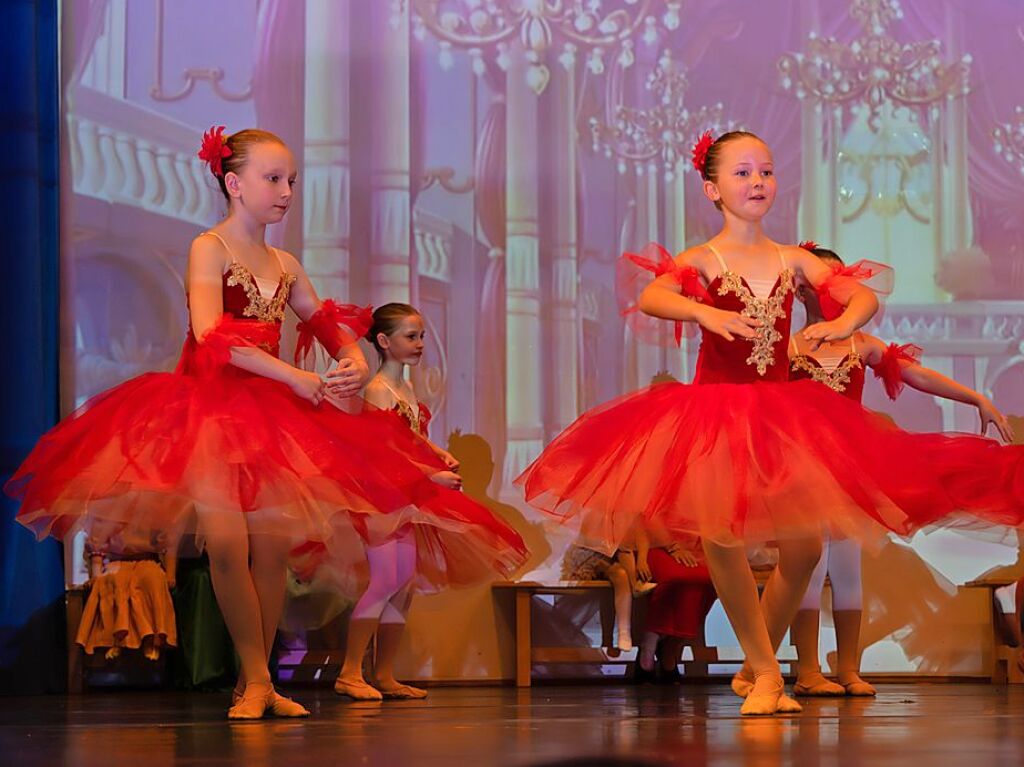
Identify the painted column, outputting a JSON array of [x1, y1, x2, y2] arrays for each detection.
[[504, 43, 544, 481], [664, 160, 689, 382], [367, 0, 412, 305], [547, 61, 579, 436], [303, 0, 350, 300], [634, 162, 662, 388]]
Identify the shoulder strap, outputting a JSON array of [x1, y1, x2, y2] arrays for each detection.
[[268, 246, 288, 276], [850, 333, 857, 354], [776, 243, 787, 269], [789, 337, 800, 357], [376, 374, 418, 409], [705, 243, 729, 273], [202, 231, 236, 262]]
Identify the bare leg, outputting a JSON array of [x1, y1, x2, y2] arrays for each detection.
[[834, 610, 874, 695], [618, 550, 655, 595], [659, 636, 684, 676], [372, 536, 425, 698], [701, 540, 788, 715], [791, 538, 843, 696], [639, 631, 660, 672], [336, 619, 383, 700], [735, 537, 824, 689], [607, 563, 633, 651], [200, 510, 272, 719], [247, 534, 309, 716], [337, 535, 414, 701], [822, 537, 873, 695]]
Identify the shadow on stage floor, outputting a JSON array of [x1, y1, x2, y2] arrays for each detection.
[[1, 683, 1022, 766]]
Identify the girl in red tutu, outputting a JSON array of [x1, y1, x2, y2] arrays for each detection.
[[6, 127, 454, 719], [786, 243, 1013, 698], [517, 130, 1024, 715], [331, 303, 528, 701]]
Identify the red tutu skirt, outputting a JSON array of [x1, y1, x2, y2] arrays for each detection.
[[9, 375, 528, 593], [7, 365, 457, 548], [516, 380, 1024, 550]]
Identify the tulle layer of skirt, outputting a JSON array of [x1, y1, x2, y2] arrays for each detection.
[[5, 369, 441, 547], [516, 380, 1024, 551]]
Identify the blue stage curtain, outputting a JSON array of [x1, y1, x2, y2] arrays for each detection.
[[0, 0, 67, 694]]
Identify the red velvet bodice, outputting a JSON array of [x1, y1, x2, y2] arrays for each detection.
[[789, 353, 866, 402], [693, 271, 796, 385]]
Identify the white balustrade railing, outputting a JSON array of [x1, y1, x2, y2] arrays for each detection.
[[413, 208, 452, 283], [68, 87, 222, 227], [873, 301, 1024, 353]]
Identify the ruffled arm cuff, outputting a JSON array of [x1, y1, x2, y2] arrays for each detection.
[[871, 342, 923, 400], [295, 300, 373, 367], [194, 315, 281, 375], [618, 242, 710, 347], [814, 259, 894, 321]]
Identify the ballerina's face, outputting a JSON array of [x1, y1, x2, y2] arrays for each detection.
[[225, 141, 297, 225], [704, 136, 777, 221], [377, 314, 426, 366]]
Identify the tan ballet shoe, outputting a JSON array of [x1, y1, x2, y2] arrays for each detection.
[[776, 693, 803, 714], [228, 683, 273, 720], [739, 674, 785, 716], [267, 691, 311, 717], [379, 683, 428, 700], [793, 671, 846, 697], [731, 669, 755, 698], [839, 674, 877, 697], [334, 677, 383, 701], [233, 683, 310, 716]]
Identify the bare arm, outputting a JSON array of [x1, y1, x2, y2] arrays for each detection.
[[861, 334, 1013, 442], [188, 235, 308, 387], [634, 525, 651, 581], [282, 250, 370, 397], [638, 247, 761, 341]]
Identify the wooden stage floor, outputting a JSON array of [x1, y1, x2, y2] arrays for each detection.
[[1, 683, 1022, 766]]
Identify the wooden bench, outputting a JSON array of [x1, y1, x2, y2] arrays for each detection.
[[494, 570, 795, 687], [963, 578, 1024, 685]]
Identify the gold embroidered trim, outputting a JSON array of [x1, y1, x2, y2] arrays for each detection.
[[716, 269, 795, 376], [393, 400, 421, 432], [790, 353, 863, 393], [225, 262, 296, 323]]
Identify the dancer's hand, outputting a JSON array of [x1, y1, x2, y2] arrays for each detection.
[[290, 369, 327, 405], [697, 306, 761, 342], [431, 470, 463, 490], [802, 318, 854, 350], [977, 398, 1014, 443], [666, 543, 699, 567], [636, 556, 652, 582], [437, 449, 460, 471], [324, 357, 366, 397]]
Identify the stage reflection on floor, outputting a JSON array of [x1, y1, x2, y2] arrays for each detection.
[[2, 684, 1022, 766]]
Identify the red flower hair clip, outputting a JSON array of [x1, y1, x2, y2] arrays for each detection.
[[691, 131, 715, 176], [798, 240, 819, 252], [198, 125, 232, 178]]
